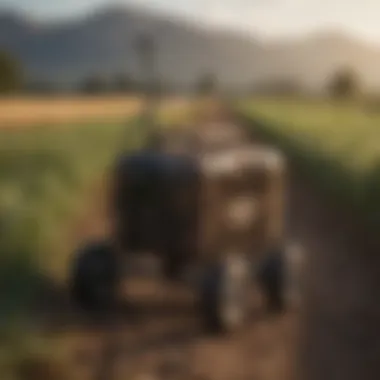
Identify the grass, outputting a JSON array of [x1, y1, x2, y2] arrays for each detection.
[[0, 119, 135, 379], [0, 95, 192, 128], [0, 98, 193, 310], [0, 96, 142, 128], [0, 99, 194, 379], [238, 97, 380, 227], [0, 120, 133, 315]]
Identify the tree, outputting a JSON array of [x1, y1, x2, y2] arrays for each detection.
[[328, 68, 360, 98], [150, 79, 167, 96], [0, 51, 23, 94], [254, 78, 301, 96], [111, 74, 137, 94], [79, 74, 108, 94], [195, 73, 218, 95], [25, 80, 57, 95]]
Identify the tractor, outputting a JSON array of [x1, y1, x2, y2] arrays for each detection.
[[68, 35, 291, 334], [68, 123, 289, 332]]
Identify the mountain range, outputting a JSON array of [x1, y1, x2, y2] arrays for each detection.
[[1, 5, 380, 91]]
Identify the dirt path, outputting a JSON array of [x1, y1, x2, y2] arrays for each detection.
[[290, 175, 380, 380], [41, 116, 380, 380]]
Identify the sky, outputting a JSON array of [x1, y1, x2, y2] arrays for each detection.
[[1, 0, 380, 42]]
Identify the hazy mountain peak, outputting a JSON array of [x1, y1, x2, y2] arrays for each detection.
[[0, 7, 379, 91]]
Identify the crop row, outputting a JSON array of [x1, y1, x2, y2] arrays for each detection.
[[0, 119, 143, 317], [238, 98, 380, 230], [0, 98, 194, 315]]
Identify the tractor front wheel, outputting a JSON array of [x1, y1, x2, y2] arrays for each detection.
[[199, 254, 251, 334]]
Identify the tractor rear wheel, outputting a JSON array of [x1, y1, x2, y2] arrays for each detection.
[[69, 240, 120, 320]]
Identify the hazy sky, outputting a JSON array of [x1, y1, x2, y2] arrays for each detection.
[[1, 0, 379, 42]]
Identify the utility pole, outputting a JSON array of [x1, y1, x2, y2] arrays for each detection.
[[135, 32, 159, 145], [94, 33, 160, 380]]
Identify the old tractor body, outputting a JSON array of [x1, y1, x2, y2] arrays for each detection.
[[69, 120, 288, 333]]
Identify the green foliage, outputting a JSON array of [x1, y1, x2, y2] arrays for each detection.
[[0, 120, 141, 319], [195, 72, 218, 95], [79, 74, 109, 94], [328, 68, 360, 98], [0, 103, 188, 380], [238, 98, 380, 229], [25, 81, 57, 95], [111, 73, 138, 94], [0, 101, 184, 322], [0, 51, 23, 94]]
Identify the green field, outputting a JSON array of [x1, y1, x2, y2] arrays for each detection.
[[238, 98, 380, 228], [2, 97, 379, 321], [0, 100, 195, 318], [0, 120, 134, 315], [0, 119, 134, 377], [0, 101, 197, 378]]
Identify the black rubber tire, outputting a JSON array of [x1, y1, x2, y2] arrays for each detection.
[[69, 240, 120, 319], [199, 256, 250, 334], [256, 248, 286, 314], [162, 253, 186, 281], [198, 263, 225, 333]]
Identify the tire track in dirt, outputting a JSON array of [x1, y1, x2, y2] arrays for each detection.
[[289, 173, 380, 380]]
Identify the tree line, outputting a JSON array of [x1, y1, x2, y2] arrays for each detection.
[[0, 49, 363, 98]]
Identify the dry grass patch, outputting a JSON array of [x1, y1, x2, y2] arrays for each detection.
[[0, 96, 142, 128]]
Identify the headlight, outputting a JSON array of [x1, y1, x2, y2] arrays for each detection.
[[225, 196, 259, 229]]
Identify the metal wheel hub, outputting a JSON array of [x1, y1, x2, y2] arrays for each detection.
[[220, 254, 250, 329]]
